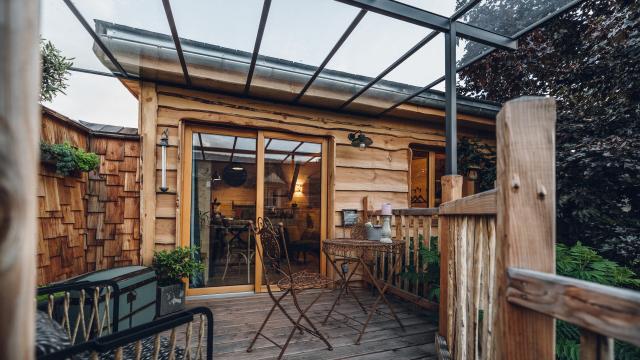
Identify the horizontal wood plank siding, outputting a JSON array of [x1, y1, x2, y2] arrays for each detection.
[[148, 84, 493, 256]]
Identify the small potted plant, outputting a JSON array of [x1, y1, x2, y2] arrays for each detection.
[[152, 247, 204, 316]]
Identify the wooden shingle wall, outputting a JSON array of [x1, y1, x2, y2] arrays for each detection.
[[37, 112, 141, 285]]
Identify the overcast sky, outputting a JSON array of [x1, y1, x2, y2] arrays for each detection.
[[40, 0, 461, 128]]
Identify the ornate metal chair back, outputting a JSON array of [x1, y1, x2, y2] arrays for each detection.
[[251, 217, 292, 285]]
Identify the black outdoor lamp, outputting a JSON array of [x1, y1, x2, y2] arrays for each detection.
[[159, 128, 169, 192], [348, 130, 373, 151]]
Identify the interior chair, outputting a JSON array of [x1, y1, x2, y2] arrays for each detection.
[[246, 217, 334, 359]]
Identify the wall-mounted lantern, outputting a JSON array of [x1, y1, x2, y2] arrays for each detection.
[[465, 164, 481, 181], [159, 128, 169, 192], [348, 130, 372, 151]]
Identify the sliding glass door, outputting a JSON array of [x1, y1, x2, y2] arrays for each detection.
[[263, 137, 323, 277], [182, 126, 327, 295]]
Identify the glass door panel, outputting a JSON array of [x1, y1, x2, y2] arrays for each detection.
[[189, 131, 256, 288], [263, 137, 323, 275]]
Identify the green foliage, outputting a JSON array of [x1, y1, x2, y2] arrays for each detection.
[[40, 39, 73, 102], [152, 247, 205, 286], [457, 0, 640, 274], [40, 141, 99, 176], [555, 242, 640, 360], [400, 236, 440, 302], [457, 137, 496, 192]]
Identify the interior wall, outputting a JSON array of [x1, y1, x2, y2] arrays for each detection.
[[141, 82, 496, 263]]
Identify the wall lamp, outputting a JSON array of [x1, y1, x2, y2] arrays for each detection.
[[159, 128, 169, 192], [348, 130, 373, 151], [465, 164, 481, 181]]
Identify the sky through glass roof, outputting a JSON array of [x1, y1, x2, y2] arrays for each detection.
[[40, 0, 582, 127]]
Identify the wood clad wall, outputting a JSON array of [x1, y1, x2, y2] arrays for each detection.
[[37, 112, 141, 285], [144, 84, 494, 253]]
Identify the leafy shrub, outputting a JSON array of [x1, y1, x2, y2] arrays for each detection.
[[40, 39, 72, 102], [400, 236, 440, 302], [152, 247, 204, 286], [555, 242, 640, 360], [40, 141, 99, 176]]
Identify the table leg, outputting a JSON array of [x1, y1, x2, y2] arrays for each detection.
[[355, 253, 405, 344], [323, 251, 367, 324]]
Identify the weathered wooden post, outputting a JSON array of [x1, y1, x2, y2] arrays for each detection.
[[493, 97, 556, 359], [439, 175, 462, 341], [0, 0, 40, 357]]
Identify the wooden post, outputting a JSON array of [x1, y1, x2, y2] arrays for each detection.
[[139, 82, 158, 265], [438, 175, 463, 340], [494, 97, 556, 359], [0, 0, 39, 357]]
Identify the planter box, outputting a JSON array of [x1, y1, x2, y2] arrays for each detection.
[[157, 282, 185, 317]]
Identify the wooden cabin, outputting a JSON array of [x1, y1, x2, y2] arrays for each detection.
[[34, 22, 501, 295], [101, 22, 499, 297]]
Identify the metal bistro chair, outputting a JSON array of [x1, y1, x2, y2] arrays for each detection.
[[247, 217, 334, 359]]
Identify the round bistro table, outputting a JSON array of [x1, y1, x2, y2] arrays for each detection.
[[322, 238, 406, 344]]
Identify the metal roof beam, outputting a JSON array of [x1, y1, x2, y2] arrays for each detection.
[[450, 0, 482, 21], [162, 0, 191, 86], [244, 0, 272, 95], [334, 0, 517, 50], [63, 0, 129, 77], [339, 30, 439, 109], [293, 9, 367, 103]]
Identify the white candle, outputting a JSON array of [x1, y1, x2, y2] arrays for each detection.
[[381, 203, 392, 216]]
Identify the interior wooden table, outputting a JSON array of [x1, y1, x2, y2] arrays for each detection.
[[322, 238, 406, 344]]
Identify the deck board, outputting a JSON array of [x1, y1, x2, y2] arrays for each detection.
[[186, 287, 437, 359]]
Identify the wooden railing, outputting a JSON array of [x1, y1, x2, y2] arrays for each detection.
[[367, 208, 439, 310], [435, 97, 640, 359], [439, 189, 497, 360]]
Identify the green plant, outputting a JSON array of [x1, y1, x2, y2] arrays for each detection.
[[555, 242, 640, 360], [40, 39, 73, 102], [400, 235, 440, 302], [40, 141, 99, 176], [152, 247, 205, 286]]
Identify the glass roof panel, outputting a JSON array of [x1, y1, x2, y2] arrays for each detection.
[[266, 139, 298, 152], [249, 0, 359, 101], [41, 0, 111, 73], [460, 0, 576, 37], [235, 137, 257, 151], [395, 0, 468, 17], [301, 12, 427, 108], [41, 2, 138, 127], [171, 0, 264, 93], [296, 142, 322, 154], [345, 33, 445, 113], [200, 134, 235, 149], [260, 0, 358, 67], [72, 0, 181, 82]]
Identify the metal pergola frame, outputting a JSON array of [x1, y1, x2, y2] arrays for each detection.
[[62, 0, 584, 175]]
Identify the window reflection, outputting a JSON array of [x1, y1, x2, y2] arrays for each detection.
[[264, 138, 322, 275], [190, 132, 257, 288]]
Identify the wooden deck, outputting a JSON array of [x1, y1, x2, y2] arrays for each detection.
[[187, 287, 438, 359]]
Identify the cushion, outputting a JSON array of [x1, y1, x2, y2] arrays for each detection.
[[35, 310, 71, 357]]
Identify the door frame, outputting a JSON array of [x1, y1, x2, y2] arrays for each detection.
[[180, 124, 328, 296]]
